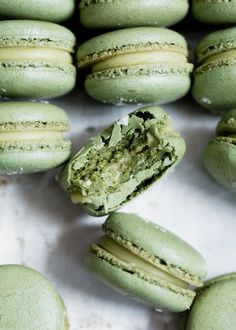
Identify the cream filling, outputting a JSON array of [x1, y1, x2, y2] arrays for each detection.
[[100, 235, 189, 289], [0, 131, 64, 142], [203, 49, 236, 65], [0, 47, 73, 64], [91, 50, 187, 73]]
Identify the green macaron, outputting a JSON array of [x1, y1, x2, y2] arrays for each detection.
[[58, 106, 186, 216], [86, 212, 207, 312], [0, 264, 69, 329], [192, 0, 236, 25], [192, 27, 236, 114], [182, 273, 236, 329], [0, 0, 75, 22], [0, 102, 71, 175], [77, 27, 193, 104], [0, 20, 76, 99], [79, 0, 189, 29], [203, 108, 236, 194]]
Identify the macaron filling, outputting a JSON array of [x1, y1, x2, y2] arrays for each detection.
[[99, 235, 189, 289], [70, 123, 178, 207], [0, 47, 73, 64], [0, 131, 65, 142], [91, 50, 188, 73]]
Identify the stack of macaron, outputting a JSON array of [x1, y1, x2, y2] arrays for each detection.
[[0, 0, 236, 329]]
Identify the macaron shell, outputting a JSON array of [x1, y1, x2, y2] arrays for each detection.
[[86, 251, 194, 312], [0, 265, 66, 330], [0, 61, 76, 99], [195, 27, 236, 64], [0, 102, 69, 127], [77, 27, 188, 68], [80, 0, 189, 29], [192, 62, 236, 113], [0, 0, 75, 22], [85, 64, 192, 104], [216, 108, 236, 135], [0, 141, 71, 175], [185, 277, 236, 329], [104, 213, 207, 281], [192, 1, 236, 25], [0, 20, 76, 51], [203, 138, 236, 194]]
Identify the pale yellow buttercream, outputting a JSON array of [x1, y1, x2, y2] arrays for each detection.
[[92, 50, 187, 73], [204, 49, 236, 65], [0, 47, 73, 64], [0, 131, 64, 142], [100, 235, 189, 289]]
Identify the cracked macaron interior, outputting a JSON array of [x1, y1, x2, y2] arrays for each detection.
[[59, 107, 186, 215]]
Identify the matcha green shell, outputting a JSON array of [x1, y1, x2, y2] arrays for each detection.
[[77, 27, 193, 104], [80, 0, 189, 29], [193, 27, 236, 114], [59, 106, 186, 216], [86, 213, 207, 312], [0, 102, 71, 175], [183, 273, 236, 330], [203, 109, 236, 194], [0, 265, 68, 330]]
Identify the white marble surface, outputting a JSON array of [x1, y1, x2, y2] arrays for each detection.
[[0, 26, 236, 330]]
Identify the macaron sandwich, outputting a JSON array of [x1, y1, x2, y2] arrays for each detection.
[[203, 109, 236, 194], [0, 20, 76, 99], [0, 265, 69, 329], [80, 0, 189, 29], [58, 106, 186, 216], [77, 27, 193, 104], [86, 213, 207, 312], [182, 273, 236, 329], [0, 102, 71, 175], [192, 0, 236, 25], [192, 27, 236, 114], [0, 0, 75, 22]]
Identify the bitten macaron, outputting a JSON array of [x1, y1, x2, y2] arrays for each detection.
[[182, 273, 236, 329], [0, 0, 75, 22], [0, 102, 71, 175], [77, 27, 193, 104], [58, 106, 186, 216], [86, 213, 207, 312], [80, 0, 189, 29], [0, 264, 69, 329], [0, 20, 76, 99], [203, 109, 236, 194], [192, 27, 236, 114], [192, 0, 236, 25]]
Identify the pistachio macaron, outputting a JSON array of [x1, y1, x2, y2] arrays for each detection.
[[182, 273, 236, 329], [80, 0, 189, 29], [0, 265, 69, 329], [58, 106, 186, 216], [203, 109, 236, 194], [77, 27, 193, 104], [0, 20, 76, 99], [192, 27, 236, 114], [87, 213, 207, 312], [192, 0, 236, 25], [0, 0, 75, 22], [0, 102, 71, 175]]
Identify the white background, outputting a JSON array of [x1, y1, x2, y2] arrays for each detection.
[[0, 23, 235, 330]]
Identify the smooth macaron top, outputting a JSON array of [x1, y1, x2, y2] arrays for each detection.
[[0, 0, 75, 22], [185, 273, 236, 330], [0, 102, 69, 131], [103, 213, 207, 285], [195, 26, 236, 64], [0, 20, 76, 51], [0, 265, 67, 330], [77, 27, 188, 69], [216, 108, 236, 136]]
